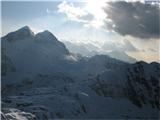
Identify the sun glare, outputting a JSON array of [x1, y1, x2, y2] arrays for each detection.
[[85, 0, 107, 28]]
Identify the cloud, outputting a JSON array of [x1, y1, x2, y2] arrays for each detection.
[[57, 0, 107, 28], [148, 48, 157, 52], [102, 39, 138, 52], [57, 1, 160, 36], [123, 40, 138, 51], [57, 1, 88, 23], [64, 41, 100, 56], [104, 1, 160, 39]]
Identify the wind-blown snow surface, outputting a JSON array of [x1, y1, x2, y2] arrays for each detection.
[[1, 26, 160, 120], [1, 108, 37, 120]]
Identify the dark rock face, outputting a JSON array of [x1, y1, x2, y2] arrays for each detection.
[[125, 62, 160, 109], [1, 48, 16, 76], [89, 62, 160, 109]]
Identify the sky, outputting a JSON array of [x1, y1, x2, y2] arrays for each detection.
[[1, 0, 160, 62]]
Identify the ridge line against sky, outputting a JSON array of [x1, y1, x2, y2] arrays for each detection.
[[1, 0, 160, 62]]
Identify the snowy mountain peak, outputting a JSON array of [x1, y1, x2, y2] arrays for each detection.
[[2, 26, 34, 42], [18, 25, 31, 31], [37, 30, 54, 36], [13, 25, 34, 36], [1, 27, 70, 72], [35, 30, 58, 43]]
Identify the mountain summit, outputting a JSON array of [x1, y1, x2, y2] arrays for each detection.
[[1, 26, 69, 75], [35, 30, 58, 42], [15, 26, 34, 35], [3, 26, 34, 41]]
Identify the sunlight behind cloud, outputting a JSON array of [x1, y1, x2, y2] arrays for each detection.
[[57, 0, 109, 29], [85, 0, 107, 28], [57, 0, 148, 29]]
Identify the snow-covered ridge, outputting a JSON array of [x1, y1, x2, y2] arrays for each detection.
[[1, 26, 159, 120], [2, 26, 34, 42]]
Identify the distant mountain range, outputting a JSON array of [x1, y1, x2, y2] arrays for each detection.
[[64, 41, 137, 63], [1, 26, 159, 120]]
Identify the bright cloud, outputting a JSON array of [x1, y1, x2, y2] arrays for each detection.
[[58, 1, 88, 22], [84, 0, 107, 28], [57, 0, 108, 28]]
